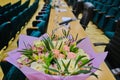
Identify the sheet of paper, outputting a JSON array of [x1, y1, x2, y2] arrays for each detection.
[[62, 17, 72, 21]]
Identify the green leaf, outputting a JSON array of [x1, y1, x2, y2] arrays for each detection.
[[66, 60, 71, 69], [80, 58, 94, 67], [44, 52, 54, 67], [84, 66, 102, 71], [55, 59, 61, 70], [44, 66, 60, 73], [47, 37, 54, 49], [90, 72, 98, 79], [61, 60, 66, 69], [72, 47, 79, 53], [70, 45, 75, 52], [70, 45, 79, 53], [66, 29, 70, 37], [75, 33, 78, 41], [18, 48, 35, 60], [61, 60, 71, 74], [75, 55, 86, 67], [62, 29, 66, 36], [42, 38, 51, 51], [72, 70, 91, 75], [58, 41, 63, 50], [51, 32, 56, 40]]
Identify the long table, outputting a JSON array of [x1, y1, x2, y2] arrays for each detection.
[[47, 1, 115, 80]]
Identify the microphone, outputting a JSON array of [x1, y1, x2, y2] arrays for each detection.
[[59, 18, 76, 25]]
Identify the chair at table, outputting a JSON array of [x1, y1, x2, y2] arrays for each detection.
[[72, 0, 84, 18], [67, 0, 75, 6], [80, 2, 94, 30]]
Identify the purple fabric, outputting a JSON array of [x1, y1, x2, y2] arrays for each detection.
[[6, 35, 108, 80]]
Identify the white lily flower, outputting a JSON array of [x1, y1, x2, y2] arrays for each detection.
[[30, 62, 44, 72]]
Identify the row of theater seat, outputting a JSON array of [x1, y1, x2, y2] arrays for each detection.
[[86, 0, 120, 7], [26, 3, 51, 37], [0, 0, 40, 80], [84, 0, 120, 39], [0, 1, 51, 80], [0, 0, 30, 25], [0, 2, 11, 14], [0, 0, 22, 14], [87, 1, 120, 79], [0, 0, 40, 51], [0, 0, 30, 50], [68, 0, 120, 39]]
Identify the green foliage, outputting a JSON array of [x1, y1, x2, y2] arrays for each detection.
[[61, 60, 71, 74], [44, 66, 60, 74], [72, 70, 91, 75], [55, 59, 61, 70], [18, 49, 35, 60], [80, 58, 94, 68], [44, 51, 53, 67], [42, 37, 54, 51], [90, 72, 98, 79], [75, 55, 86, 67], [70, 45, 79, 53]]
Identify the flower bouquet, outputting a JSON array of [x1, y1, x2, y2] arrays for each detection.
[[6, 30, 107, 80]]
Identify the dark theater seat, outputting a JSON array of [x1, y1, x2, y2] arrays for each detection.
[[93, 18, 120, 79]]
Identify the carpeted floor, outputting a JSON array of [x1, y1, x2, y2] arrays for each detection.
[[0, 0, 110, 79]]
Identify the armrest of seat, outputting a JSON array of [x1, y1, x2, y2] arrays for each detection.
[[38, 11, 46, 15], [105, 15, 115, 19], [26, 27, 39, 35], [111, 68, 120, 75], [93, 42, 108, 46], [98, 11, 106, 14], [36, 15, 43, 20], [93, 9, 100, 12], [115, 19, 119, 23], [32, 20, 42, 26]]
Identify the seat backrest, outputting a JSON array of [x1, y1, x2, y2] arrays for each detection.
[[100, 5, 110, 13], [0, 3, 11, 14], [105, 0, 113, 5], [105, 18, 120, 68], [0, 22, 11, 50], [10, 0, 21, 8], [107, 7, 119, 16], [32, 20, 46, 34], [72, 0, 84, 18], [112, 0, 120, 6], [80, 2, 94, 29]]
